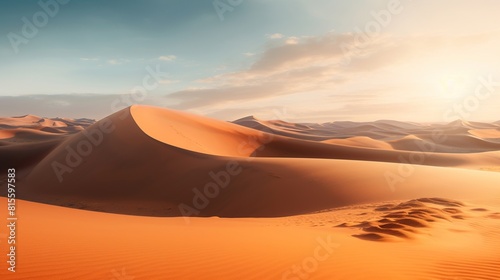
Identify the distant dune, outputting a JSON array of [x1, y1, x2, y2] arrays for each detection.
[[0, 115, 93, 171]]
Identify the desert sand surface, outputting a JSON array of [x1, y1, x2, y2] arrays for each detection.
[[1, 105, 499, 279], [1, 197, 500, 280]]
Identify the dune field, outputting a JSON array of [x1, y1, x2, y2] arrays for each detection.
[[1, 105, 500, 279]]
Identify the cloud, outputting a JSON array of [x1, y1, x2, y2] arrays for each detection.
[[165, 32, 389, 109], [159, 79, 179, 85], [249, 33, 356, 72], [164, 31, 498, 121], [285, 36, 299, 45], [4, 32, 495, 122], [243, 52, 255, 57], [159, 55, 177, 61], [107, 59, 130, 65], [267, 33, 284, 39], [80, 57, 99, 61], [167, 84, 286, 109]]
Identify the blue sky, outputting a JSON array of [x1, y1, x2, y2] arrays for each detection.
[[1, 0, 500, 121]]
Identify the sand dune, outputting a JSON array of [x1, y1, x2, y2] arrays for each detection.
[[0, 128, 67, 141], [0, 115, 89, 173], [469, 128, 500, 139], [0, 115, 92, 143], [0, 130, 15, 140], [235, 115, 500, 141], [0, 114, 93, 129], [0, 140, 63, 171], [1, 105, 499, 279], [322, 136, 394, 149], [388, 134, 500, 153]]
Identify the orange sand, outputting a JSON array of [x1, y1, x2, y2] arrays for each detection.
[[0, 105, 499, 279]]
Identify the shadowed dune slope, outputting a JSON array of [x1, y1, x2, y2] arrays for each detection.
[[0, 140, 63, 171]]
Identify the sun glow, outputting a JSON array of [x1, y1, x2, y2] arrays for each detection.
[[438, 74, 470, 98]]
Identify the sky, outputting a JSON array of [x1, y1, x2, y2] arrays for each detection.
[[1, 0, 500, 122]]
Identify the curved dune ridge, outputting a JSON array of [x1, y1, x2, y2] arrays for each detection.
[[322, 136, 394, 149], [131, 105, 268, 157]]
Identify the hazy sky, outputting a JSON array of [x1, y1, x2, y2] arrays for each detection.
[[1, 0, 499, 122]]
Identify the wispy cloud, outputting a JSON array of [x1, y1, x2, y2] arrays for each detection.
[[159, 55, 177, 62], [107, 59, 130, 65], [159, 79, 179, 85], [267, 33, 284, 39], [285, 36, 299, 45], [80, 57, 99, 61], [166, 32, 383, 109]]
